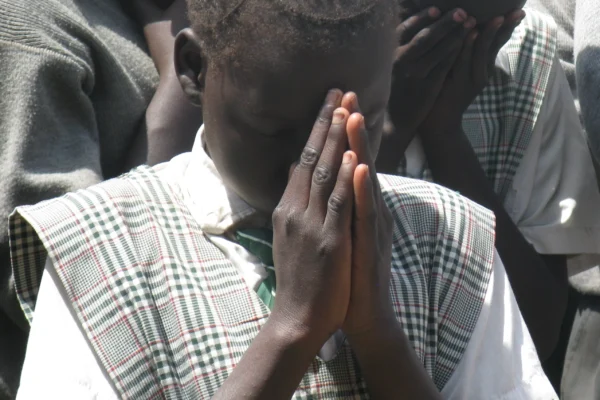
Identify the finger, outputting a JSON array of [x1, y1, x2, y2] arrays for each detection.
[[341, 92, 361, 116], [417, 23, 472, 77], [288, 161, 298, 182], [396, 7, 441, 45], [472, 16, 504, 86], [308, 108, 350, 220], [324, 151, 357, 230], [283, 89, 342, 207], [353, 164, 377, 237], [489, 10, 525, 62], [347, 113, 380, 195], [451, 29, 478, 81], [401, 8, 469, 60]]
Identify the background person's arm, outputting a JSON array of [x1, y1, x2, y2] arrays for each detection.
[[574, 0, 600, 167], [124, 0, 203, 169], [0, 43, 103, 331], [420, 127, 567, 361], [418, 14, 569, 360]]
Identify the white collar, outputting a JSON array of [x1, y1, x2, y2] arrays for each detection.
[[180, 125, 260, 235]]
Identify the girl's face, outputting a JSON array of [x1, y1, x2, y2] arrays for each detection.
[[200, 21, 397, 215]]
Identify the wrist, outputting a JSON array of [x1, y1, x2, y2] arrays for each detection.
[[347, 316, 403, 355], [266, 310, 325, 355], [345, 313, 398, 344]]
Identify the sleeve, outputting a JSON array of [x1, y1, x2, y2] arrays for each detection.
[[0, 40, 103, 323], [17, 259, 119, 400], [440, 251, 558, 400], [574, 0, 600, 163], [502, 55, 600, 255]]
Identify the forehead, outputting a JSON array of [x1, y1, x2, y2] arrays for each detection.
[[414, 0, 526, 21], [219, 23, 396, 123]]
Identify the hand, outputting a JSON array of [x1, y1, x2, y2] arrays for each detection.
[[388, 7, 475, 134], [271, 90, 358, 345], [420, 10, 526, 135], [340, 93, 395, 337], [377, 7, 474, 173]]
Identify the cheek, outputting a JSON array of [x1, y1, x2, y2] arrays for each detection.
[[204, 123, 298, 212]]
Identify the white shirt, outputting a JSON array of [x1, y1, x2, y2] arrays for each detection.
[[17, 128, 556, 399], [405, 55, 600, 264]]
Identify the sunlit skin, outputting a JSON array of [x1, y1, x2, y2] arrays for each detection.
[[196, 26, 396, 215]]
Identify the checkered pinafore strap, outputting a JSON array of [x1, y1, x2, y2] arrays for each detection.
[[398, 10, 557, 198], [10, 167, 495, 398]]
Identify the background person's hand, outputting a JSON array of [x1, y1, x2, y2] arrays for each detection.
[[420, 9, 526, 135], [388, 7, 475, 133], [271, 90, 358, 345], [377, 7, 475, 173]]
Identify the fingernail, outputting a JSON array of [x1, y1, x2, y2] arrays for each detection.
[[349, 92, 358, 109], [429, 7, 440, 18], [495, 16, 505, 27], [454, 9, 467, 23], [333, 109, 345, 124], [343, 151, 353, 164], [328, 89, 342, 101]]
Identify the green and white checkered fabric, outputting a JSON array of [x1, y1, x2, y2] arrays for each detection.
[[10, 166, 495, 398], [397, 10, 557, 198]]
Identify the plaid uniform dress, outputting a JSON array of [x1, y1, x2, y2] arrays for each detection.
[[10, 167, 496, 399], [398, 10, 557, 198]]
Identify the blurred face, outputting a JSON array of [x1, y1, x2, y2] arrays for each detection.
[[412, 0, 526, 22], [201, 23, 396, 215]]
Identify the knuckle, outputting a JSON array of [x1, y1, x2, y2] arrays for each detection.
[[316, 238, 337, 257], [313, 165, 333, 186], [276, 208, 303, 233], [272, 205, 287, 225], [299, 146, 319, 168], [327, 194, 346, 215], [412, 29, 430, 46]]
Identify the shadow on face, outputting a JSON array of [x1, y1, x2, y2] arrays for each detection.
[[411, 0, 527, 22], [193, 21, 397, 215]]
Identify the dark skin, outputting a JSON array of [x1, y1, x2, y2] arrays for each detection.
[[123, 0, 202, 170], [176, 16, 440, 399], [380, 2, 568, 361], [414, 0, 527, 22]]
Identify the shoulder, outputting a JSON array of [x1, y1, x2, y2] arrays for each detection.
[[378, 173, 495, 233], [11, 166, 191, 249], [0, 0, 141, 68], [499, 8, 558, 77]]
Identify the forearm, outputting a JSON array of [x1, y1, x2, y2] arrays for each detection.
[[420, 126, 567, 360], [375, 114, 418, 174], [213, 316, 321, 399], [123, 69, 202, 170], [348, 319, 441, 399]]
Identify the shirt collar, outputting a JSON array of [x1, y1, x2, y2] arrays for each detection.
[[181, 125, 261, 235]]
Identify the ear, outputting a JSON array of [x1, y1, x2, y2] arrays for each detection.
[[174, 28, 207, 107]]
